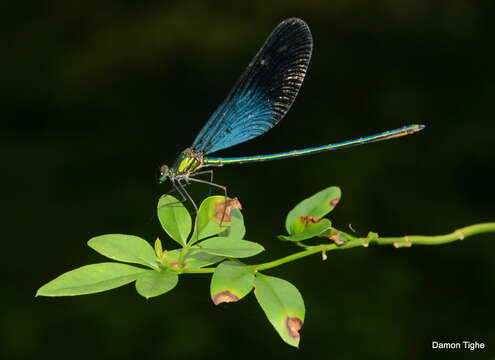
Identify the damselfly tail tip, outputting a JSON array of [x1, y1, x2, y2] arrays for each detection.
[[406, 124, 425, 134]]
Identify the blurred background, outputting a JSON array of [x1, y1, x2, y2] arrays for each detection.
[[2, 0, 494, 359]]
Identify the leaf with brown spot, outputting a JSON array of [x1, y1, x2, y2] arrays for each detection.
[[210, 261, 254, 305], [189, 196, 242, 245], [330, 197, 340, 207], [279, 217, 332, 242], [300, 216, 322, 223], [286, 317, 303, 339], [212, 291, 239, 305], [219, 208, 246, 240], [284, 186, 341, 234], [254, 274, 305, 348], [214, 198, 242, 223]]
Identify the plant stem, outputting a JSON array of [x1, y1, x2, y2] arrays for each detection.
[[181, 223, 495, 274], [252, 244, 336, 271], [177, 246, 191, 268]]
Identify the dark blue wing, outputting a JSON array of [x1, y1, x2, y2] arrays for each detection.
[[191, 18, 313, 155]]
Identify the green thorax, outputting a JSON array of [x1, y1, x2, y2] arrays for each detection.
[[173, 148, 204, 175]]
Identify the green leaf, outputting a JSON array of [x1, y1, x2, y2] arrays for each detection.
[[210, 261, 254, 304], [189, 196, 240, 245], [279, 218, 332, 242], [197, 237, 264, 258], [220, 208, 246, 240], [285, 186, 341, 234], [166, 248, 225, 269], [88, 234, 158, 269], [135, 270, 179, 299], [154, 238, 163, 258], [36, 263, 147, 297], [254, 274, 305, 348], [157, 195, 191, 246]]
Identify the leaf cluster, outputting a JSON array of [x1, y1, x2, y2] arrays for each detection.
[[37, 187, 343, 347]]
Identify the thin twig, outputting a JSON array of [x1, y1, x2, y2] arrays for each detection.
[[181, 223, 495, 274]]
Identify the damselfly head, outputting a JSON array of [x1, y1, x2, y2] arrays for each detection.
[[158, 164, 170, 184]]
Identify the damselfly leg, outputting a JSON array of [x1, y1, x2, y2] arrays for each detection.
[[187, 176, 230, 224]]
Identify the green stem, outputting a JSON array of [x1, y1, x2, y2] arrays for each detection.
[[252, 244, 336, 271], [177, 246, 191, 269], [181, 223, 495, 274]]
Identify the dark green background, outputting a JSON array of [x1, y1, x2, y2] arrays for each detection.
[[2, 1, 494, 359]]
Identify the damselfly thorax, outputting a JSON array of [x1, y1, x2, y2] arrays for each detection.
[[158, 148, 226, 211]]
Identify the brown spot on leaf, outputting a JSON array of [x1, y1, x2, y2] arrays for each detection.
[[214, 198, 242, 222], [286, 317, 303, 339], [330, 197, 340, 207], [169, 262, 187, 269], [329, 232, 345, 245], [212, 290, 240, 305], [299, 216, 322, 224]]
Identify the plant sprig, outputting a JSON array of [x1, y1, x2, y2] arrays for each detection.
[[36, 186, 495, 348]]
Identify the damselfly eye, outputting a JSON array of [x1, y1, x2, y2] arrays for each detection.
[[158, 165, 169, 184]]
